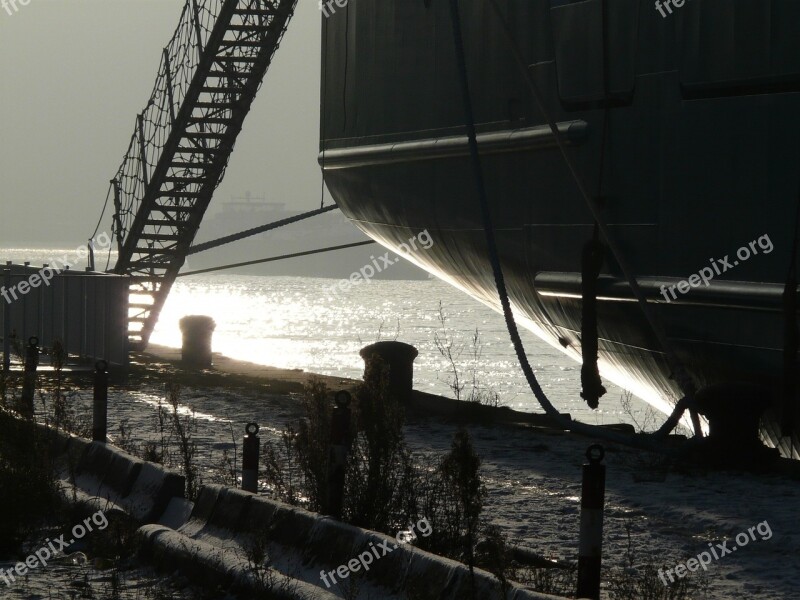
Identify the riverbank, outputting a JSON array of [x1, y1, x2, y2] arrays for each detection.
[[1, 346, 797, 599], [127, 345, 797, 599], [134, 346, 799, 600], [134, 343, 357, 396], [136, 343, 593, 431]]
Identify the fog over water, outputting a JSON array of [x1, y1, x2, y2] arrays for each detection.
[[0, 0, 324, 246]]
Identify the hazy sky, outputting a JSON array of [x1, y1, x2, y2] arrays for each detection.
[[0, 0, 323, 246]]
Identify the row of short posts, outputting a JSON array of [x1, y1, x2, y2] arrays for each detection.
[[15, 339, 109, 437], [13, 336, 111, 444], [98, 319, 611, 598], [236, 392, 353, 514], [235, 342, 418, 503], [230, 341, 607, 599]]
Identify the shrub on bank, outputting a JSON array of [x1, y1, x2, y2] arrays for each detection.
[[263, 357, 493, 586], [0, 409, 59, 556]]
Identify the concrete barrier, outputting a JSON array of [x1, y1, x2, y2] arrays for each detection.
[[41, 427, 185, 523], [31, 400, 184, 525], [125, 461, 186, 522], [35, 420, 90, 457], [138, 484, 568, 600], [34, 425, 567, 598], [138, 523, 339, 600]]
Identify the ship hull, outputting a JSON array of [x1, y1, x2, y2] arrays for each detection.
[[320, 0, 800, 458]]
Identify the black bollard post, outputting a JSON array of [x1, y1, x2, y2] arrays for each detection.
[[242, 422, 260, 493], [577, 444, 606, 600], [20, 337, 39, 418], [179, 315, 216, 369], [327, 390, 352, 519], [2, 268, 10, 372], [93, 360, 109, 442], [359, 341, 418, 405]]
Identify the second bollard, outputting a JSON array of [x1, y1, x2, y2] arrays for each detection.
[[577, 444, 606, 600], [92, 360, 109, 442], [179, 315, 216, 369], [242, 422, 260, 493], [359, 341, 418, 404]]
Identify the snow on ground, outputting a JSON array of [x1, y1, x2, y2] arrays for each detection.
[[9, 374, 799, 599], [404, 418, 799, 599], [0, 555, 236, 599]]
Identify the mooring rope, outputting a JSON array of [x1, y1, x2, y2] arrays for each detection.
[[445, 0, 696, 451], [187, 204, 339, 255], [483, 0, 703, 437], [781, 192, 800, 437], [579, 0, 611, 410], [177, 240, 376, 277]]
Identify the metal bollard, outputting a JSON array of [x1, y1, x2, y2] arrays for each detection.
[[242, 422, 260, 493], [2, 268, 10, 372], [359, 341, 418, 404], [20, 336, 39, 418], [92, 360, 109, 442], [327, 390, 352, 519], [179, 315, 216, 369], [577, 444, 606, 600]]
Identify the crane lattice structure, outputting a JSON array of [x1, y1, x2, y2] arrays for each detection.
[[108, 0, 297, 350]]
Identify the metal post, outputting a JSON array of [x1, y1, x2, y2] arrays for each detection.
[[137, 113, 150, 189], [190, 0, 205, 60], [21, 267, 28, 348], [112, 180, 124, 253], [21, 336, 39, 419], [41, 264, 51, 346], [577, 444, 606, 600], [163, 48, 177, 127], [179, 315, 216, 368], [327, 390, 352, 519], [80, 276, 87, 360], [242, 422, 260, 493], [359, 341, 418, 405], [2, 267, 11, 372], [93, 360, 109, 442]]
